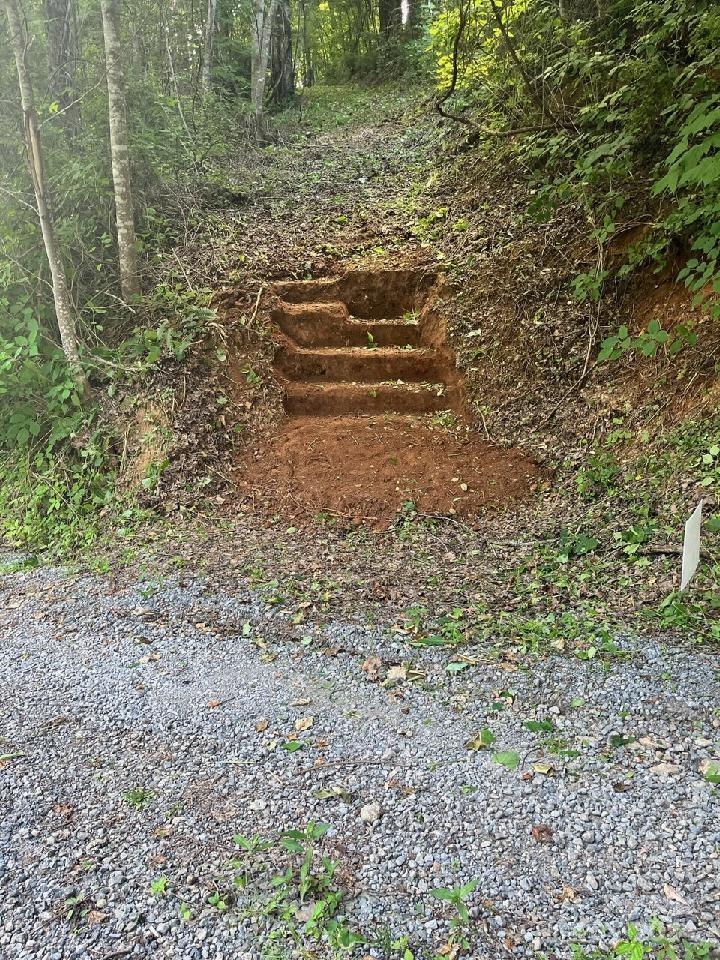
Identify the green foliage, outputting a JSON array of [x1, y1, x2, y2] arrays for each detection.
[[431, 878, 478, 925], [576, 452, 620, 497], [430, 0, 720, 312], [123, 786, 153, 809], [597, 321, 698, 363], [572, 923, 713, 959]]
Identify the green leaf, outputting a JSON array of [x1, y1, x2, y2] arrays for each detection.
[[446, 660, 469, 673], [281, 838, 304, 853], [467, 728, 496, 750], [431, 887, 455, 901], [282, 740, 304, 752], [524, 719, 555, 733], [493, 751, 520, 770], [703, 761, 720, 785]]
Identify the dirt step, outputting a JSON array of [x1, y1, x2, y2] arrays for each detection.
[[276, 346, 442, 384], [274, 301, 422, 348], [283, 382, 456, 416]]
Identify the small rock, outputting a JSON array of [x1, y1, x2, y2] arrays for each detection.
[[360, 802, 381, 824]]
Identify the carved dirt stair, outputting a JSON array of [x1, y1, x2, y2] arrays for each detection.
[[236, 269, 542, 524], [271, 270, 460, 418]]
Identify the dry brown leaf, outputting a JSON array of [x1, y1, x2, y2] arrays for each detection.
[[207, 699, 223, 709], [386, 664, 407, 682], [295, 716, 314, 731], [86, 910, 108, 926], [663, 883, 688, 904], [362, 656, 382, 681], [255, 718, 269, 732], [531, 823, 553, 843]]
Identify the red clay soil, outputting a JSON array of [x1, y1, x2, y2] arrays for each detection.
[[236, 415, 543, 525]]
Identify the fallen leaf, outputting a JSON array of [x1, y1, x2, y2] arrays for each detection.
[[386, 664, 407, 682], [207, 699, 223, 709], [466, 728, 495, 751], [700, 759, 720, 784], [295, 716, 314, 731], [255, 718, 269, 732], [0, 752, 25, 769], [493, 750, 520, 770], [558, 885, 576, 902], [362, 656, 382, 681], [531, 824, 553, 843], [314, 785, 352, 801], [650, 762, 680, 776], [86, 910, 108, 925], [532, 761, 555, 776], [290, 697, 312, 707], [663, 883, 688, 905]]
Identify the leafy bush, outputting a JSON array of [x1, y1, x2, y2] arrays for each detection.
[[430, 0, 720, 310]]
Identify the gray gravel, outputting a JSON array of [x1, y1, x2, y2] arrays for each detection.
[[1, 557, 719, 959]]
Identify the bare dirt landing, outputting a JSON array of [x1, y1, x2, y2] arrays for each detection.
[[238, 415, 542, 524]]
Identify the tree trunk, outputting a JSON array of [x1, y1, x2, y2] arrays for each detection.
[[100, 0, 140, 301], [200, 0, 217, 95], [299, 0, 314, 86], [406, 0, 423, 37], [3, 0, 86, 390], [250, 0, 277, 132], [44, 0, 80, 137], [270, 0, 294, 107]]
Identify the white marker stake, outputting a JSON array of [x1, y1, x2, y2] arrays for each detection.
[[681, 500, 703, 591]]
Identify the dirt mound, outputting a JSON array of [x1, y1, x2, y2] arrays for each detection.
[[237, 415, 542, 525]]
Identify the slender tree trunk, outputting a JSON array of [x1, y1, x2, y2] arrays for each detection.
[[251, 0, 277, 132], [200, 0, 217, 94], [406, 0, 422, 37], [100, 0, 140, 301], [3, 0, 86, 390], [44, 0, 80, 137], [299, 0, 314, 86], [270, 0, 294, 107]]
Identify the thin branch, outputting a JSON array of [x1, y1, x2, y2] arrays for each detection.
[[435, 0, 568, 137], [487, 0, 557, 121]]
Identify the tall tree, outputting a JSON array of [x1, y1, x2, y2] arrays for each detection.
[[44, 0, 80, 136], [200, 0, 218, 94], [250, 0, 277, 132], [100, 0, 140, 301], [298, 0, 314, 86], [270, 0, 294, 107], [3, 0, 86, 389]]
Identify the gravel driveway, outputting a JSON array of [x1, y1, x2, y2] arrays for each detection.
[[1, 557, 719, 959]]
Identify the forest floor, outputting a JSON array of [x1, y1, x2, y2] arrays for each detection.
[[1, 86, 720, 960]]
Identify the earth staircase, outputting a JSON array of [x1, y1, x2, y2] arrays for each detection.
[[271, 272, 460, 417]]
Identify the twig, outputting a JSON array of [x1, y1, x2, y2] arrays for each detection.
[[434, 0, 568, 137], [249, 285, 264, 325]]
